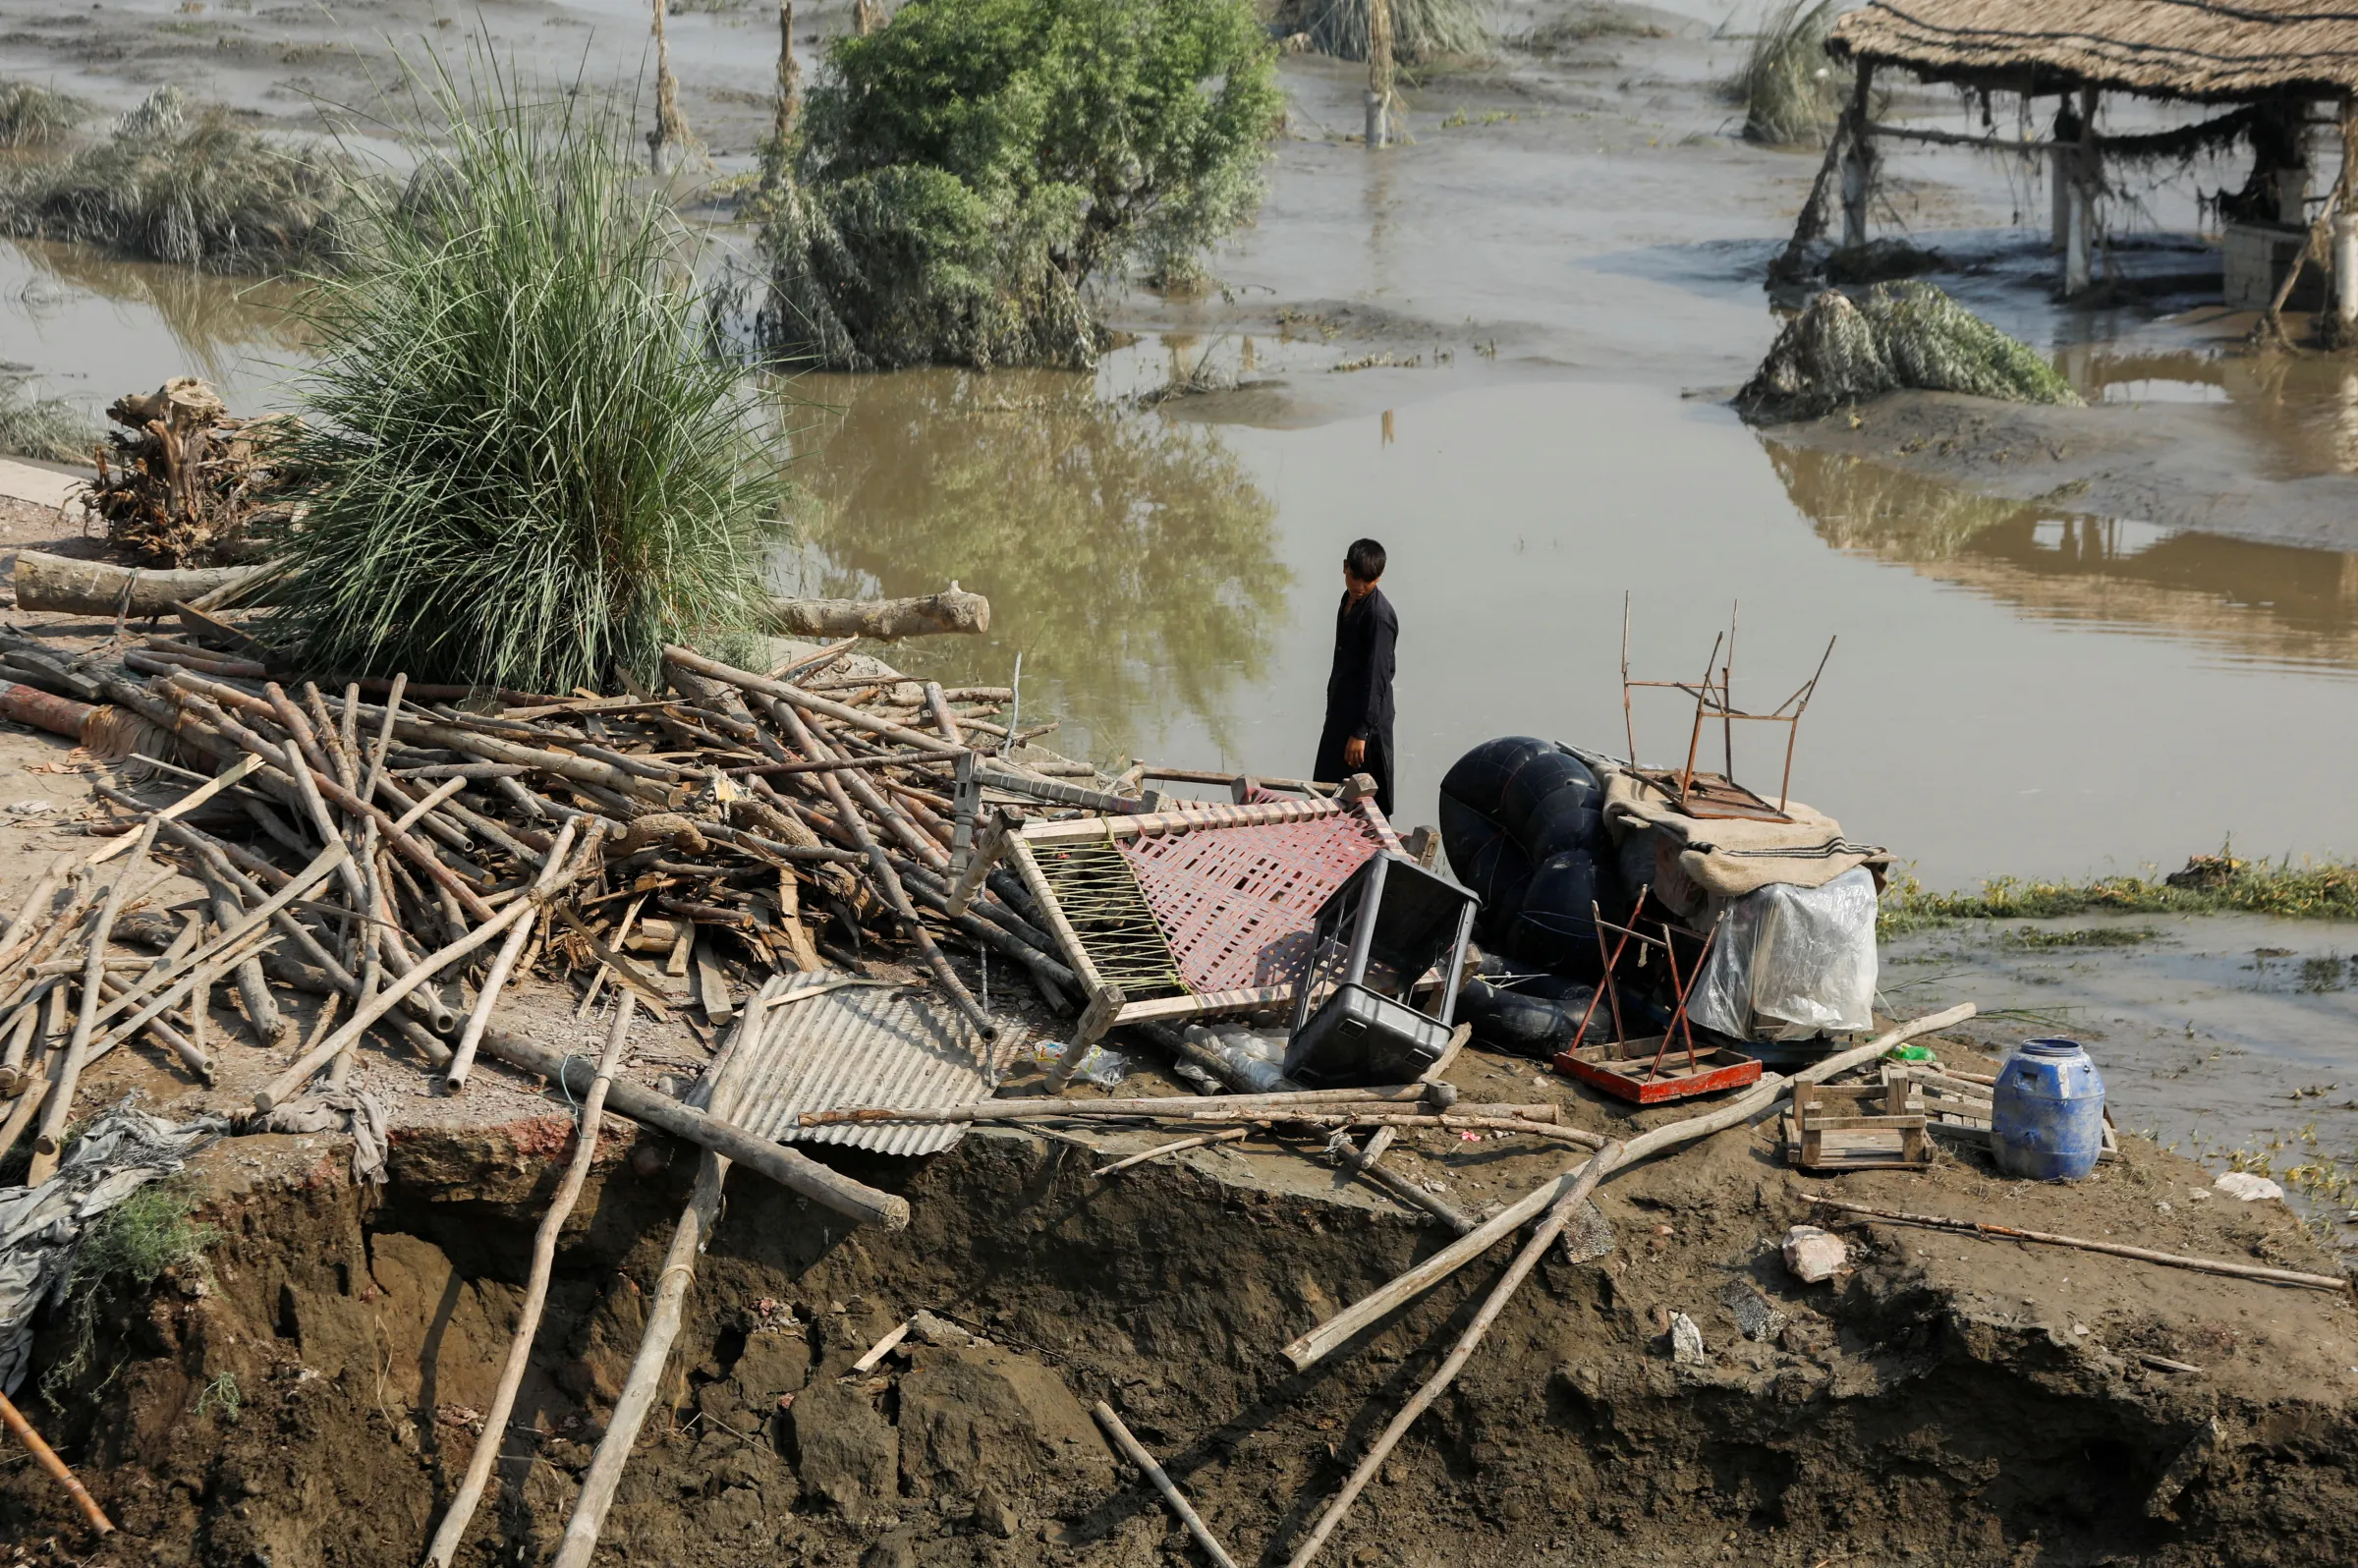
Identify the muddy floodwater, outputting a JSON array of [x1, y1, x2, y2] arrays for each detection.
[[2, 0, 2355, 896]]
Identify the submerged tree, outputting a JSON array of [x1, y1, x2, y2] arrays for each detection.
[[759, 0, 1281, 370], [262, 64, 782, 692]]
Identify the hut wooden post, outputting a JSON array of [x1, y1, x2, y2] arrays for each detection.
[[2337, 95, 2358, 330], [1839, 63, 1876, 249], [1366, 0, 1396, 148], [2049, 102, 2072, 252], [2065, 86, 2099, 295]]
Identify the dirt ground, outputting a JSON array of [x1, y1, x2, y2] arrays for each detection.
[[4, 1017, 2354, 1568]]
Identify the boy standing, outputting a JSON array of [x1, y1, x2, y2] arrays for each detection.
[[1316, 537, 1397, 815]]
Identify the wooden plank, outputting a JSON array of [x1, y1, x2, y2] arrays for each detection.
[[1111, 984, 1292, 1024]]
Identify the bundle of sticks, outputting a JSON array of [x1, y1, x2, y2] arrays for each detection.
[[0, 618, 1144, 1187]]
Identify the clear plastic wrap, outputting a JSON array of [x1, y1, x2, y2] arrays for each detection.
[[1687, 866, 1879, 1041]]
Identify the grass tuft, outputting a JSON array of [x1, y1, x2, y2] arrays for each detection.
[[1739, 282, 2079, 421], [1280, 0, 1490, 62], [1880, 856, 2358, 939], [259, 58, 784, 693], [43, 1180, 217, 1403], [0, 80, 86, 149], [1728, 0, 1844, 146], [0, 85, 354, 271], [0, 370, 100, 464]]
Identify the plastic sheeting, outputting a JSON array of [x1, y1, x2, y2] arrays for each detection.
[[1688, 867, 1879, 1041], [0, 1099, 226, 1396]]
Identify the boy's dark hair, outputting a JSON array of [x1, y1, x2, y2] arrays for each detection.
[[1344, 538, 1386, 581]]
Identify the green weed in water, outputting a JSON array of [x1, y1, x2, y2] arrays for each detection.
[[2000, 924, 2162, 950], [1880, 856, 2358, 940]]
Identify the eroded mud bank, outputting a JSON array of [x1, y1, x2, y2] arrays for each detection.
[[6, 1103, 2355, 1568]]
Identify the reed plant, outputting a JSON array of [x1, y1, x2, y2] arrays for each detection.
[[0, 80, 85, 148], [0, 371, 99, 464], [0, 85, 351, 270], [1283, 0, 1489, 62], [262, 62, 783, 693], [1879, 856, 2358, 938], [1731, 0, 1844, 146]]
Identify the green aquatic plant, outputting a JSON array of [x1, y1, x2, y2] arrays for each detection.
[[1739, 282, 2080, 421], [0, 80, 86, 148], [0, 85, 353, 271], [1879, 856, 2358, 939], [1729, 0, 1844, 146], [761, 0, 1282, 370], [261, 62, 783, 693]]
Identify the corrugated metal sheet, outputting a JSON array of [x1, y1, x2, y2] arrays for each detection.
[[714, 970, 1007, 1156]]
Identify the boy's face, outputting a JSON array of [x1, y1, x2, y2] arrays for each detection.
[[1343, 567, 1378, 601]]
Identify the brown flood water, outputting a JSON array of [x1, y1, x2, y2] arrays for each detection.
[[781, 352, 2358, 890]]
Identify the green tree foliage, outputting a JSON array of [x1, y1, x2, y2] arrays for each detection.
[[262, 65, 783, 692], [762, 0, 1282, 369]]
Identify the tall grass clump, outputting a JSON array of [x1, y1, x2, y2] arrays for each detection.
[[0, 85, 354, 270], [261, 65, 783, 693], [1738, 283, 2079, 421], [761, 0, 1281, 370], [1729, 0, 1845, 146], [0, 370, 99, 464], [0, 80, 85, 148], [1278, 0, 1489, 62], [43, 1180, 217, 1402]]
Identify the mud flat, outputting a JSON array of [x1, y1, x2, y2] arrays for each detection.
[[2, 1026, 2354, 1568]]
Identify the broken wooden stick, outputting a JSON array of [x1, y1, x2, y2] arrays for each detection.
[[424, 993, 638, 1568], [1284, 1142, 1628, 1568], [1813, 1199, 2353, 1295], [442, 819, 591, 1092], [0, 1386, 113, 1536], [1093, 1402, 1239, 1568], [28, 819, 159, 1184], [549, 1006, 759, 1568], [1281, 1004, 1976, 1372], [1095, 1127, 1247, 1177]]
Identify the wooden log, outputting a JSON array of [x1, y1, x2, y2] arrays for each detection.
[[1813, 1199, 2352, 1295], [1093, 1403, 1240, 1568], [474, 1026, 910, 1229], [0, 1386, 113, 1536], [423, 995, 639, 1568], [1283, 1143, 1627, 1568], [1278, 1004, 1977, 1372], [548, 1009, 763, 1568], [767, 584, 988, 641], [13, 550, 266, 618], [28, 820, 159, 1183], [0, 680, 93, 742]]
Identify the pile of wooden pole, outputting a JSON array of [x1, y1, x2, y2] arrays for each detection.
[[0, 617, 1122, 1202]]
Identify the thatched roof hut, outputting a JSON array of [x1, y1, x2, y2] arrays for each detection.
[[1779, 0, 2358, 321], [1828, 0, 2358, 103]]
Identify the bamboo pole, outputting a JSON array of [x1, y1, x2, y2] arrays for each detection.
[[549, 1006, 759, 1568], [1094, 1127, 1246, 1177], [1280, 1004, 1976, 1372], [28, 820, 160, 1183], [1093, 1403, 1239, 1568], [1284, 1144, 1627, 1568], [443, 820, 590, 1092], [0, 1386, 113, 1535], [1814, 1199, 2352, 1294], [423, 994, 640, 1568]]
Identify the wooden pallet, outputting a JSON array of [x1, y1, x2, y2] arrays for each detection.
[[1784, 1079, 1930, 1171]]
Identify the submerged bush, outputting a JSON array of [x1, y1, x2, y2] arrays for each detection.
[[760, 0, 1282, 370], [0, 80, 85, 148], [1277, 0, 1490, 63], [1730, 0, 1845, 146], [0, 371, 99, 464], [1737, 283, 2080, 421], [0, 86, 353, 270], [261, 67, 783, 693]]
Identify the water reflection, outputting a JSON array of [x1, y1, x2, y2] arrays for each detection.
[[1767, 440, 2358, 672], [777, 366, 1290, 761], [2063, 339, 2358, 481], [3, 239, 310, 411]]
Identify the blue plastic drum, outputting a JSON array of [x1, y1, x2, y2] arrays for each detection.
[[1992, 1038, 2105, 1182]]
